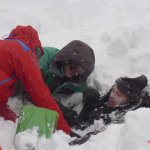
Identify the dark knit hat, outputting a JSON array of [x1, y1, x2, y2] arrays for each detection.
[[115, 75, 148, 103]]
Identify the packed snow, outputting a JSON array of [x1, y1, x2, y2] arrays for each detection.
[[1, 0, 150, 149]]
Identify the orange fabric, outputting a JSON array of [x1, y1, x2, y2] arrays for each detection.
[[0, 25, 71, 134]]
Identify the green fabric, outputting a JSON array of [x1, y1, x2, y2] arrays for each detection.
[[16, 106, 59, 138], [39, 47, 88, 94], [52, 84, 88, 94], [39, 47, 60, 85]]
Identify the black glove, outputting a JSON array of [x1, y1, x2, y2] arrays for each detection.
[[83, 86, 101, 112], [78, 104, 90, 122], [65, 112, 80, 127], [78, 102, 103, 123], [83, 86, 100, 103], [78, 87, 100, 123], [57, 101, 81, 127], [70, 131, 81, 138]]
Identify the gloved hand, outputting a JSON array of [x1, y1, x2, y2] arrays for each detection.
[[57, 101, 81, 127], [78, 102, 101, 123], [83, 86, 100, 104], [70, 131, 81, 138], [0, 101, 18, 122], [78, 87, 100, 123], [78, 104, 90, 122], [82, 86, 101, 112], [65, 111, 83, 129], [65, 111, 78, 126]]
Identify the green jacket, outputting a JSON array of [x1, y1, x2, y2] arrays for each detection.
[[39, 47, 88, 95]]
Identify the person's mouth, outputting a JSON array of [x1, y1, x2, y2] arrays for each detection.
[[108, 97, 115, 106]]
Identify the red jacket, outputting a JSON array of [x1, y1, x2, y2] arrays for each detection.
[[0, 25, 71, 134]]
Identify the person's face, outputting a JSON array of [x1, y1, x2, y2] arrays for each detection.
[[63, 65, 78, 78], [108, 86, 128, 107]]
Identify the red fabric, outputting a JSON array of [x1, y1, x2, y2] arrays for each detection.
[[0, 100, 18, 122], [6, 25, 44, 55], [0, 25, 71, 134]]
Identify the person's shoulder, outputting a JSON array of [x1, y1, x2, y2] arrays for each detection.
[[41, 47, 60, 59], [43, 47, 60, 53]]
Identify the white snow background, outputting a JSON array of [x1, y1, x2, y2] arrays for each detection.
[[1, 0, 150, 149]]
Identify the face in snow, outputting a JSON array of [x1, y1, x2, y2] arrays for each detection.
[[108, 86, 128, 107]]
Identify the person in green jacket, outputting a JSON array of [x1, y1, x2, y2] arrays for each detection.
[[39, 46, 88, 95], [12, 40, 96, 128]]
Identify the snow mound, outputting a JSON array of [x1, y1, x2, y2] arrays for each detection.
[[117, 108, 150, 150], [106, 37, 129, 57]]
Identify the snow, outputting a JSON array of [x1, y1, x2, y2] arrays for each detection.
[[1, 0, 150, 149], [117, 108, 150, 150]]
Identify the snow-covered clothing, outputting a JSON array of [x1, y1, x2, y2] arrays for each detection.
[[88, 88, 149, 125], [0, 25, 71, 134], [69, 75, 150, 145], [79, 75, 148, 124], [69, 87, 150, 145]]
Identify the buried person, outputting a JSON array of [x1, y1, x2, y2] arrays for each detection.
[[69, 74, 150, 145]]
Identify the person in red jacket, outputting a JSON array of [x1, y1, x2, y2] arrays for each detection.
[[0, 25, 79, 137]]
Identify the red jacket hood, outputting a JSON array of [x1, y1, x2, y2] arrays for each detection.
[[5, 25, 44, 55]]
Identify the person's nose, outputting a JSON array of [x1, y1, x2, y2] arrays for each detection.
[[111, 92, 116, 98]]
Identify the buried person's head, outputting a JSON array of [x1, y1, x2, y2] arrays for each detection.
[[108, 75, 148, 107]]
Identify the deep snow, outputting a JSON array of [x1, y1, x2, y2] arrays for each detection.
[[1, 0, 150, 149]]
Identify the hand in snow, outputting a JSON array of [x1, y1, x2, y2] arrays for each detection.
[[83, 86, 100, 103], [70, 131, 81, 138], [65, 110, 81, 128]]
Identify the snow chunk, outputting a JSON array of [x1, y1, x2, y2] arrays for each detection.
[[117, 108, 150, 150]]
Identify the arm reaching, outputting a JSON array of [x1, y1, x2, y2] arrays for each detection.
[[14, 50, 71, 134]]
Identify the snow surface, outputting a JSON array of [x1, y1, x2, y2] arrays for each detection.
[[1, 0, 150, 149]]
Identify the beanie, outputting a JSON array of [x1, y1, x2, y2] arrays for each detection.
[[115, 75, 148, 103]]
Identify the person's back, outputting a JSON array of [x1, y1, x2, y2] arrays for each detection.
[[0, 25, 42, 102], [0, 25, 72, 135]]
